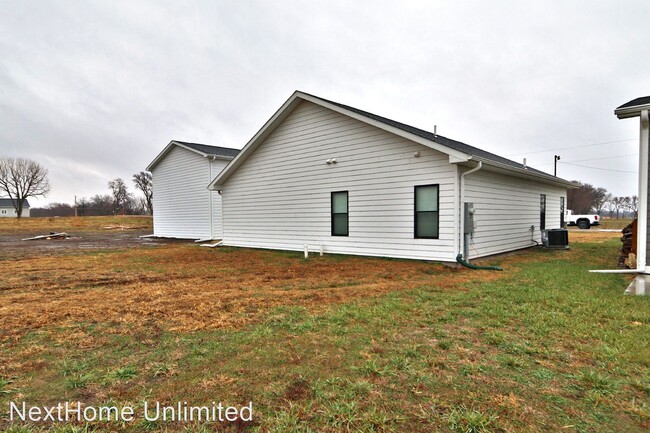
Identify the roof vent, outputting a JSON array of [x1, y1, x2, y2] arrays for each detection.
[[523, 158, 527, 169]]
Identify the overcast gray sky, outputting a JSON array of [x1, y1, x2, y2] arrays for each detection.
[[1, 0, 648, 207]]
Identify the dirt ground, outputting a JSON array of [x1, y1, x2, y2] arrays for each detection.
[[0, 227, 177, 259]]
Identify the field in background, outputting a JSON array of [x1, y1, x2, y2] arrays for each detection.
[[0, 215, 152, 233], [1, 217, 649, 432], [598, 218, 634, 230]]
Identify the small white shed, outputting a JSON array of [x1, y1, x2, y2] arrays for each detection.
[[0, 198, 30, 217], [147, 141, 239, 239], [208, 91, 575, 262]]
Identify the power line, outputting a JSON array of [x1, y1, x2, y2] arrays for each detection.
[[535, 153, 637, 167], [561, 161, 637, 174], [505, 138, 636, 157]]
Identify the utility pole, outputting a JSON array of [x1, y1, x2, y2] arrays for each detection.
[[554, 155, 561, 176], [74, 195, 78, 217]]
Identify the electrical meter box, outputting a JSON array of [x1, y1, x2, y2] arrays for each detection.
[[464, 202, 475, 235]]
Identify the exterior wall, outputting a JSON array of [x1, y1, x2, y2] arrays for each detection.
[[464, 169, 567, 259], [0, 207, 29, 217], [209, 159, 229, 239], [221, 101, 459, 261], [151, 146, 228, 239]]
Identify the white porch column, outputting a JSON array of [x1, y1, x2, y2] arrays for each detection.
[[639, 109, 650, 272]]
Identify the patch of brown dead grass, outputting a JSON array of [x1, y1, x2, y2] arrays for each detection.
[[0, 245, 510, 342], [0, 233, 602, 342], [568, 230, 621, 243], [0, 215, 152, 233]]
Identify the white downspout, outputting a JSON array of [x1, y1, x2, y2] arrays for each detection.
[[638, 109, 649, 272], [208, 156, 214, 240], [459, 161, 482, 255]]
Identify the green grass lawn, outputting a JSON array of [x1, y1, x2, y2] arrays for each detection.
[[1, 234, 649, 432]]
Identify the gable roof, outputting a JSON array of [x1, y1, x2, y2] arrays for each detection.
[[209, 91, 575, 190], [0, 198, 29, 208], [308, 92, 552, 178], [615, 96, 650, 119], [146, 140, 240, 171]]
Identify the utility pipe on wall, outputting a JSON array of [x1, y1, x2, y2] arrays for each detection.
[[459, 161, 482, 257]]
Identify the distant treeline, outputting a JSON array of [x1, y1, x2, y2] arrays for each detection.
[[31, 194, 149, 217], [31, 173, 153, 217]]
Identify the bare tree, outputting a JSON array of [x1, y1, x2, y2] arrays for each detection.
[[567, 182, 609, 214], [108, 178, 129, 215], [594, 191, 611, 215], [625, 195, 638, 218], [90, 194, 114, 215], [132, 171, 153, 215], [30, 202, 74, 217], [77, 197, 90, 216], [0, 157, 50, 218], [608, 196, 623, 219], [620, 196, 631, 218]]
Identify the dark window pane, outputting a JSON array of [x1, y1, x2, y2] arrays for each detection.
[[332, 213, 348, 236], [416, 211, 438, 238]]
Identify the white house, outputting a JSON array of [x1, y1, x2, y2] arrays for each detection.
[[147, 140, 239, 239], [208, 91, 574, 263], [0, 198, 29, 217]]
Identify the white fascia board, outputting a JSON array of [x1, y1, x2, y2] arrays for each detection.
[[615, 103, 650, 119], [210, 91, 472, 190], [474, 157, 578, 188], [449, 154, 471, 164], [146, 141, 177, 171], [146, 140, 210, 171], [209, 93, 305, 190], [297, 93, 471, 163]]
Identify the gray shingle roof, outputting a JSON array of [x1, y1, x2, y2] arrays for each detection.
[[0, 198, 29, 207], [617, 96, 650, 110], [173, 141, 240, 158], [305, 93, 550, 177]]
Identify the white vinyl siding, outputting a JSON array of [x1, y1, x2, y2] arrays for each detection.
[[151, 146, 228, 239], [0, 207, 28, 217], [221, 101, 459, 261], [464, 169, 566, 259]]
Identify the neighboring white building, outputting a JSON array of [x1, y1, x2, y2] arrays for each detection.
[[146, 141, 239, 239], [208, 91, 574, 262], [0, 198, 29, 217]]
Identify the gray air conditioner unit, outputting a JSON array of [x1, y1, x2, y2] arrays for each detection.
[[543, 229, 569, 249]]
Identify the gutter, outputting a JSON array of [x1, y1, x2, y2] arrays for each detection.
[[471, 156, 578, 189]]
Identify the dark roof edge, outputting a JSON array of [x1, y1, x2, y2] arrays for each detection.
[[210, 90, 575, 189], [302, 92, 562, 180], [0, 198, 30, 207], [615, 96, 650, 119], [147, 140, 240, 171]]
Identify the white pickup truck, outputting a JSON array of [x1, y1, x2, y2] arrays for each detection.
[[565, 210, 600, 229]]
